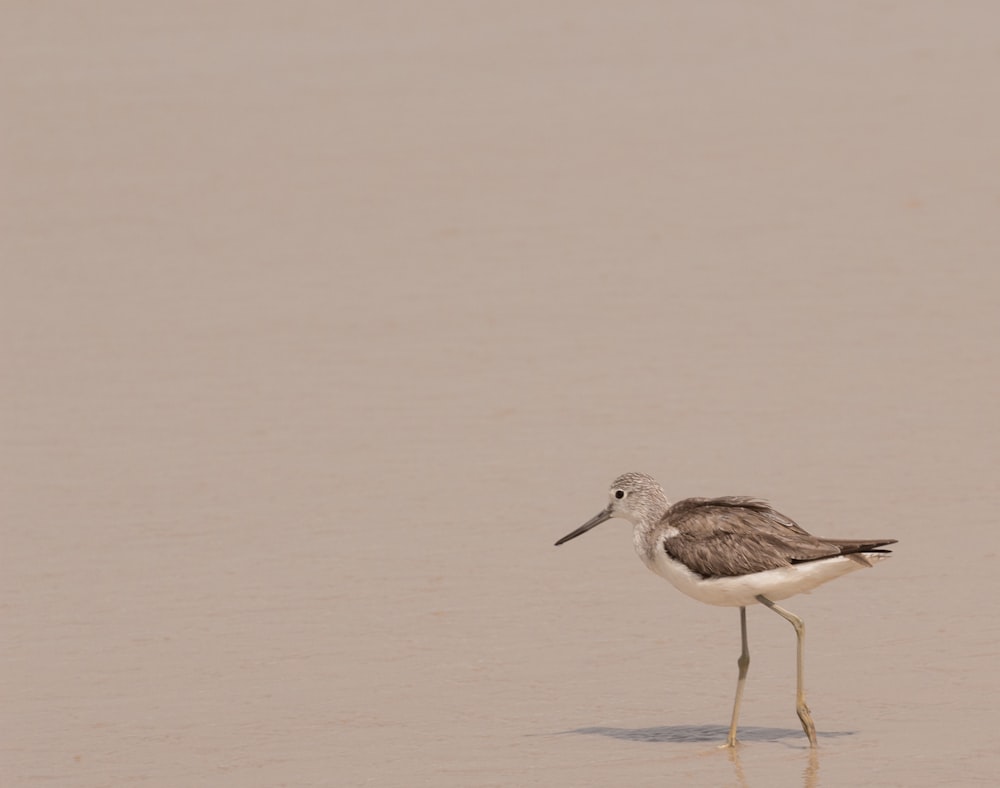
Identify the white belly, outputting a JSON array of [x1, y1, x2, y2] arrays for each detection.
[[646, 550, 889, 607]]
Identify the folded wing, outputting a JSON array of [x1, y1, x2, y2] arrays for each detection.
[[662, 497, 896, 579]]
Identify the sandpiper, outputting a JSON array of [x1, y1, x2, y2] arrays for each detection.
[[555, 472, 896, 748]]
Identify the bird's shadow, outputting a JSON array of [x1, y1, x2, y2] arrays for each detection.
[[560, 723, 855, 746]]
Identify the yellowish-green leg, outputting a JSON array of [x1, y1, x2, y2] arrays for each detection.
[[756, 594, 818, 747], [725, 606, 750, 747]]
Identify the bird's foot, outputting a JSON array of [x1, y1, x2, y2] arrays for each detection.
[[796, 703, 818, 747]]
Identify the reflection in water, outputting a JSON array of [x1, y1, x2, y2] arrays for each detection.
[[727, 746, 749, 788], [803, 748, 819, 788], [727, 744, 819, 788], [565, 725, 834, 788], [565, 723, 853, 745]]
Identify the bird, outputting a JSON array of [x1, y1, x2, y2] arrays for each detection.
[[554, 472, 896, 748]]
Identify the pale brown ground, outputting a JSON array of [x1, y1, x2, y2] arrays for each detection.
[[3, 3, 999, 786]]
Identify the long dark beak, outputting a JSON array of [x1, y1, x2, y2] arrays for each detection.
[[555, 507, 612, 546]]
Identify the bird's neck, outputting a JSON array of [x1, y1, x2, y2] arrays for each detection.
[[631, 499, 671, 568]]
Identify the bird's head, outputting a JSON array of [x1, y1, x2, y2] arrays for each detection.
[[555, 472, 668, 545]]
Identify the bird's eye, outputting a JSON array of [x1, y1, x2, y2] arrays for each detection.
[[614, 490, 625, 499]]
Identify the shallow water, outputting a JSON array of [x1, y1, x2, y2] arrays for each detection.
[[4, 3, 999, 786]]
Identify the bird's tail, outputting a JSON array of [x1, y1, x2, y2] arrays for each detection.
[[824, 538, 897, 568], [846, 551, 893, 568]]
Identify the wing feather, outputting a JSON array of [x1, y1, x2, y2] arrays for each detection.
[[660, 497, 895, 579]]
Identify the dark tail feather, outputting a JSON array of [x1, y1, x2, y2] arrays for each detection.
[[825, 538, 897, 556]]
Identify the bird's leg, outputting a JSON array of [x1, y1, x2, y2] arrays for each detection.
[[755, 595, 818, 747], [724, 606, 750, 748]]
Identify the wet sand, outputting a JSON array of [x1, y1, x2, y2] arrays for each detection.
[[4, 3, 999, 786]]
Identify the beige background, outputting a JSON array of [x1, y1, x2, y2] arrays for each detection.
[[3, 3, 999, 786]]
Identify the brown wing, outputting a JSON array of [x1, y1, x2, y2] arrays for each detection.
[[661, 497, 895, 579]]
